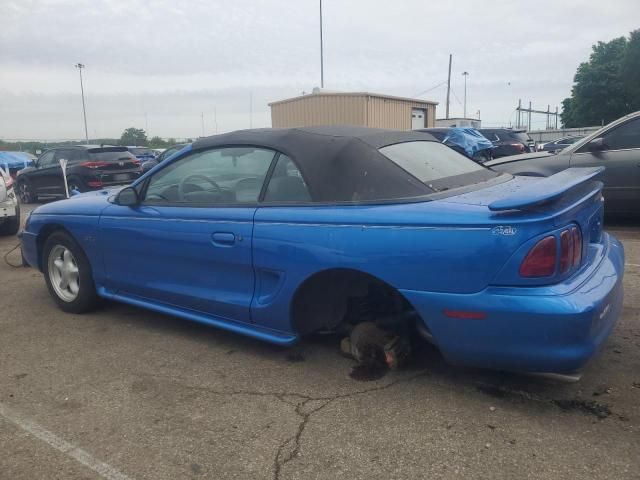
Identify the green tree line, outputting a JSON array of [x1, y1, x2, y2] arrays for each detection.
[[562, 29, 640, 127], [1, 129, 189, 155]]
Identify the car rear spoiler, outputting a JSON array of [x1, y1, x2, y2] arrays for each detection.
[[488, 167, 604, 211]]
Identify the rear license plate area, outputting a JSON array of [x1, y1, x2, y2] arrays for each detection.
[[112, 173, 130, 182]]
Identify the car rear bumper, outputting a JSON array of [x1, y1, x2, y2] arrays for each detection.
[[1, 197, 18, 219], [400, 232, 624, 374]]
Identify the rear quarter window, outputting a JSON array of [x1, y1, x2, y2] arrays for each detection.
[[379, 141, 496, 191]]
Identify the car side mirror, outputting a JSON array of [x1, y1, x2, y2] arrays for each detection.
[[116, 186, 140, 206], [587, 137, 606, 152]]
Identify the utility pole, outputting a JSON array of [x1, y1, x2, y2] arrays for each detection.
[[546, 105, 550, 130], [462, 71, 469, 118], [516, 100, 560, 130], [445, 54, 452, 119], [213, 107, 218, 134], [145, 112, 148, 134], [319, 0, 324, 88], [201, 112, 205, 137], [75, 63, 89, 144]]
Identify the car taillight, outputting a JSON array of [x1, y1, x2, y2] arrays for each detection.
[[571, 226, 582, 266], [79, 161, 110, 169], [559, 230, 572, 273], [520, 227, 583, 278], [510, 143, 525, 152], [520, 236, 556, 277], [87, 180, 103, 187]]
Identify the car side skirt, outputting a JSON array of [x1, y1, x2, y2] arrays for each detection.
[[96, 287, 299, 346]]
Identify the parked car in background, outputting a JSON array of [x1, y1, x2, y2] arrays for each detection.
[[0, 151, 37, 179], [20, 126, 623, 375], [0, 167, 20, 235], [418, 127, 494, 163], [487, 110, 640, 216], [16, 146, 142, 203], [126, 146, 157, 163], [478, 128, 536, 158], [537, 135, 585, 153], [141, 143, 188, 172]]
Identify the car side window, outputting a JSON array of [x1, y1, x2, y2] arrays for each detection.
[[602, 118, 640, 151], [66, 149, 87, 163], [38, 151, 56, 167], [144, 147, 276, 205], [53, 149, 70, 162], [263, 155, 311, 203]]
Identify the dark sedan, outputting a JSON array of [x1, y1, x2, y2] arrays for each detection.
[[478, 128, 536, 158], [487, 111, 640, 216], [141, 143, 188, 172], [537, 135, 585, 153], [16, 146, 142, 203]]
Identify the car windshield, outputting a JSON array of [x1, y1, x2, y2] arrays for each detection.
[[163, 145, 186, 158], [379, 141, 498, 191], [130, 148, 155, 156], [510, 132, 533, 143], [87, 147, 137, 162]]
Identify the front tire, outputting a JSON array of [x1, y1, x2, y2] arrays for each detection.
[[42, 231, 101, 313], [17, 179, 36, 204], [0, 204, 20, 236]]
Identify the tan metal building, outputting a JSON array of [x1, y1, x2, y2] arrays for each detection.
[[269, 91, 437, 130]]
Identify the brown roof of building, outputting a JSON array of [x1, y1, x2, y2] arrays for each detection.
[[269, 91, 438, 107]]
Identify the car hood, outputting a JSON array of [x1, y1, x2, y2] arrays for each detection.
[[485, 150, 562, 167], [31, 187, 124, 216]]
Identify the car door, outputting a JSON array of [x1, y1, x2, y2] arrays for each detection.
[[30, 150, 64, 196], [569, 117, 640, 214], [99, 146, 277, 324]]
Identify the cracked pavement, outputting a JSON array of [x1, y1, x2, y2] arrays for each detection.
[[1, 204, 639, 479]]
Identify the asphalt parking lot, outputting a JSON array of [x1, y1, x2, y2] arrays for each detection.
[[1, 203, 639, 480]]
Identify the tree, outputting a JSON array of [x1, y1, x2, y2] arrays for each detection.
[[119, 127, 148, 146], [148, 136, 168, 148], [621, 29, 640, 112], [561, 37, 628, 127]]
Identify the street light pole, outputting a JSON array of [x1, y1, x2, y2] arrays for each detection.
[[319, 0, 324, 88], [75, 63, 89, 144], [462, 71, 469, 118]]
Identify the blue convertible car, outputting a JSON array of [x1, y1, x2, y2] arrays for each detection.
[[20, 126, 624, 375]]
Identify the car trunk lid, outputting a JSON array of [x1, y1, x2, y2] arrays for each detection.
[[437, 168, 605, 286]]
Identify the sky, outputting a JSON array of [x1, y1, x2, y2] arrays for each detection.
[[1, 0, 639, 141]]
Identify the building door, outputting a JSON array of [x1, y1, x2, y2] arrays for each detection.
[[411, 109, 426, 130]]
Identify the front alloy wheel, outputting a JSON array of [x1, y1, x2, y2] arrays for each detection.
[[42, 231, 101, 313], [47, 245, 80, 302], [17, 181, 33, 203]]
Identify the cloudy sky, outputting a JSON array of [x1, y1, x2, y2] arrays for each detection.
[[1, 0, 639, 141]]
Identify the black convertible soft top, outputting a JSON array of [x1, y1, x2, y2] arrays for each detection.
[[192, 126, 438, 202]]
